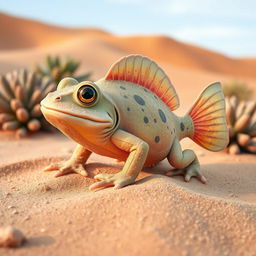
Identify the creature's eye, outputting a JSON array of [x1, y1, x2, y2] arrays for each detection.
[[77, 85, 97, 105]]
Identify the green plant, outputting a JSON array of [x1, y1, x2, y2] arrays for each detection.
[[35, 55, 91, 85], [225, 96, 256, 154], [0, 69, 55, 138], [223, 81, 253, 101]]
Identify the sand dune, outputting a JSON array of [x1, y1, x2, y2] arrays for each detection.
[[0, 12, 107, 50], [101, 35, 256, 78], [1, 12, 256, 79]]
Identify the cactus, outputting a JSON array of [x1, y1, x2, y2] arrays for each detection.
[[225, 96, 256, 154], [0, 69, 55, 138], [35, 55, 91, 85]]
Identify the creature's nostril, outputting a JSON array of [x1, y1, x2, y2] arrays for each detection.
[[55, 96, 61, 102]]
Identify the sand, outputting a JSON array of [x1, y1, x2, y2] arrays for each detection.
[[0, 12, 256, 256], [0, 133, 256, 256]]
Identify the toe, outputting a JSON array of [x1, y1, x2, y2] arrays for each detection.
[[198, 175, 207, 184], [43, 163, 61, 172], [94, 173, 113, 181], [54, 167, 72, 177], [79, 170, 88, 177], [54, 171, 65, 178], [114, 178, 133, 189], [184, 173, 192, 182], [89, 180, 114, 191], [165, 169, 184, 177]]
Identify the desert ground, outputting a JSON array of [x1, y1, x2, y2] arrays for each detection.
[[0, 13, 256, 256]]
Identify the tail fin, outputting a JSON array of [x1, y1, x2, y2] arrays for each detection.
[[187, 82, 229, 152]]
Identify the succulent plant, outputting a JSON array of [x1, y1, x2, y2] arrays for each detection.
[[35, 55, 91, 85], [0, 69, 55, 138], [225, 96, 256, 154]]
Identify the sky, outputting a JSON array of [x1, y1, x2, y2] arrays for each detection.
[[0, 0, 255, 57]]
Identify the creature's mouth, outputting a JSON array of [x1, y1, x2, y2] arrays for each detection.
[[41, 105, 112, 124]]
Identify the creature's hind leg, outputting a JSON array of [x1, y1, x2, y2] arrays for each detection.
[[166, 138, 206, 183]]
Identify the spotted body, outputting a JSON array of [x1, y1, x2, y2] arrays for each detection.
[[98, 79, 189, 166], [41, 54, 229, 190]]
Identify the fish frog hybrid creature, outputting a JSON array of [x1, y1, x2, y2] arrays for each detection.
[[41, 54, 229, 190]]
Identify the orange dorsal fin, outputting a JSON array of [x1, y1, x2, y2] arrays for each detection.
[[104, 54, 180, 111]]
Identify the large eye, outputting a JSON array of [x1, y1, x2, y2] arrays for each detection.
[[77, 85, 97, 104]]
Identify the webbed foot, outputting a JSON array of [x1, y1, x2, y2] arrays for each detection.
[[89, 173, 135, 190], [43, 161, 88, 177], [165, 160, 207, 184]]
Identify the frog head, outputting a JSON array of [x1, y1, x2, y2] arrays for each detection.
[[40, 78, 119, 147]]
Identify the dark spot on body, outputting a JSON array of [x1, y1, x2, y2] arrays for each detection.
[[155, 136, 160, 143], [123, 95, 128, 99], [144, 116, 149, 124], [158, 109, 167, 123], [180, 122, 185, 131], [187, 127, 189, 130], [127, 107, 130, 111], [120, 86, 126, 90], [167, 126, 169, 130], [141, 108, 144, 112], [154, 118, 157, 123], [134, 95, 145, 105], [154, 95, 158, 100], [144, 88, 148, 92]]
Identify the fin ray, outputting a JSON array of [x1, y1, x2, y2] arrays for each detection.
[[193, 107, 225, 122], [187, 82, 229, 152], [190, 90, 222, 117], [104, 54, 180, 111]]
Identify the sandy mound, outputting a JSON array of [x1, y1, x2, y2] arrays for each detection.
[[0, 133, 255, 256], [102, 35, 256, 78], [0, 13, 107, 50]]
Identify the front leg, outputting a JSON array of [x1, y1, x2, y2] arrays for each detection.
[[89, 129, 149, 190], [43, 144, 92, 177]]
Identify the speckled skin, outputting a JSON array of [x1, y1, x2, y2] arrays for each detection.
[[98, 79, 193, 166]]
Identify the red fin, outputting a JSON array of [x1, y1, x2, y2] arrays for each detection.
[[188, 82, 229, 151], [104, 54, 179, 111]]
